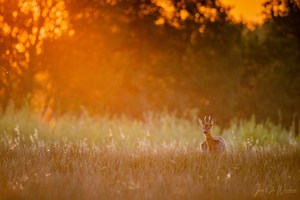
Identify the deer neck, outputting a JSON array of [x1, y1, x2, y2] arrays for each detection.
[[204, 131, 213, 141]]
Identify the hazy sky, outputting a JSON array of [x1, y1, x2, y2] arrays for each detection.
[[221, 0, 264, 23]]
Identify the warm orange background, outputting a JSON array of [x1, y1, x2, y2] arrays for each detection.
[[221, 0, 264, 23]]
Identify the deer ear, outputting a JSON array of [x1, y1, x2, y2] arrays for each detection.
[[197, 118, 202, 126]]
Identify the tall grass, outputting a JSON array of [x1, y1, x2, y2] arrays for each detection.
[[0, 108, 299, 199], [0, 107, 299, 148]]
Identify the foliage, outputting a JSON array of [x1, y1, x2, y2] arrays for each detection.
[[0, 0, 73, 109], [0, 0, 299, 128], [238, 0, 300, 126]]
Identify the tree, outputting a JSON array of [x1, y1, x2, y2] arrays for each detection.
[[0, 0, 73, 110], [40, 0, 244, 121], [263, 0, 300, 45], [237, 0, 300, 129]]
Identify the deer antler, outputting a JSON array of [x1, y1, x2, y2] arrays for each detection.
[[210, 117, 215, 126], [203, 116, 207, 123], [202, 115, 215, 125]]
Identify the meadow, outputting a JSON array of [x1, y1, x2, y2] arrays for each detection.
[[0, 108, 299, 200]]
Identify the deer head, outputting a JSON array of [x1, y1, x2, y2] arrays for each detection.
[[197, 116, 215, 134]]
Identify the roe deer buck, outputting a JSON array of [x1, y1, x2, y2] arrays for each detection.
[[198, 116, 226, 153]]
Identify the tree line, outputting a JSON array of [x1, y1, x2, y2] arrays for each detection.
[[0, 0, 299, 130]]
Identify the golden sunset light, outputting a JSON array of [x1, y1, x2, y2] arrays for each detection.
[[0, 0, 300, 199], [222, 0, 264, 23]]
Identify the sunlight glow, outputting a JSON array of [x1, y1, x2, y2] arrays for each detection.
[[153, 0, 176, 20], [1, 0, 72, 60], [221, 0, 264, 23], [180, 9, 189, 21]]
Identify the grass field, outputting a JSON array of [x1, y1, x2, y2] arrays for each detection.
[[0, 108, 299, 199]]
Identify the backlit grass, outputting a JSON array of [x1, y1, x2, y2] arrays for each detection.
[[0, 108, 299, 199]]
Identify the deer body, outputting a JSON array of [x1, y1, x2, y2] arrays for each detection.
[[200, 132, 226, 153], [198, 116, 226, 153]]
